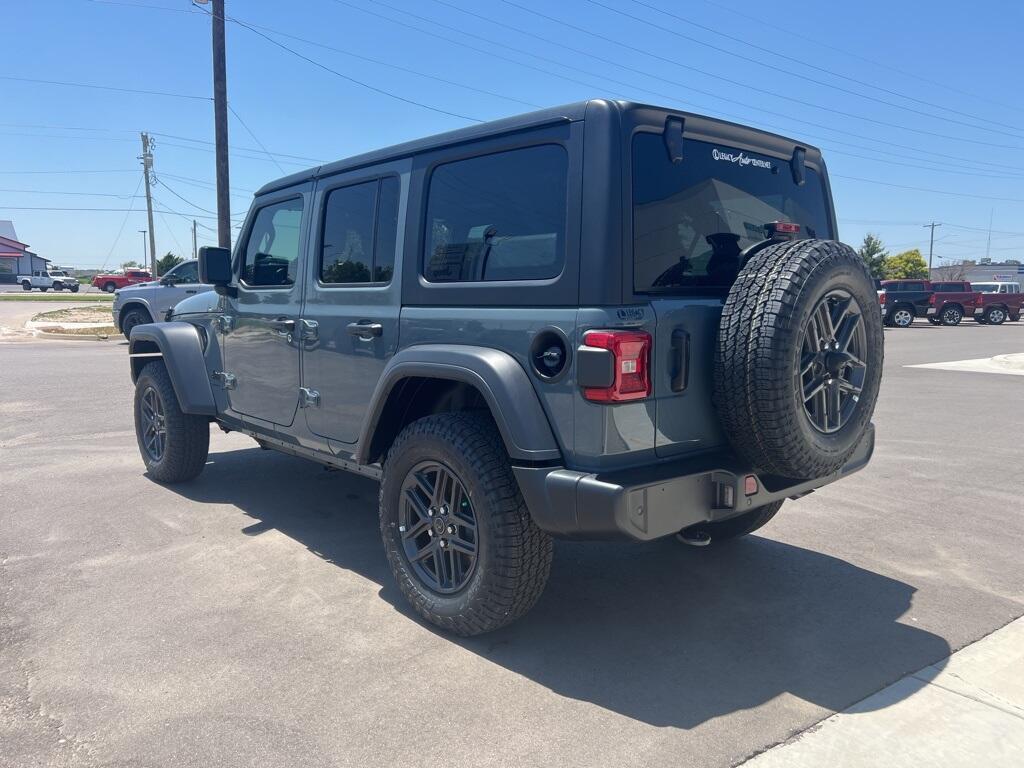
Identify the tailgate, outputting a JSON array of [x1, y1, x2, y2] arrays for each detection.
[[650, 298, 728, 458]]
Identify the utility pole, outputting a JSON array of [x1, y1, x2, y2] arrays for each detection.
[[192, 219, 198, 259], [211, 0, 231, 249], [140, 132, 157, 276], [138, 230, 148, 266], [985, 209, 993, 262], [923, 222, 942, 271]]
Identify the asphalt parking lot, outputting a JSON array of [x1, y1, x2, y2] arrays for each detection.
[[1, 315, 1022, 768]]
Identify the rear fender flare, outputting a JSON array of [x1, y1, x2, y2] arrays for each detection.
[[129, 322, 216, 416], [355, 345, 561, 464]]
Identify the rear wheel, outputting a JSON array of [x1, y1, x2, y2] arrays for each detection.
[[891, 307, 914, 327], [714, 239, 883, 479], [134, 361, 209, 483], [941, 306, 963, 326], [985, 307, 1007, 325], [379, 412, 553, 636]]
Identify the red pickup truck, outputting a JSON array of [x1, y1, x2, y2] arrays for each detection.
[[923, 280, 1023, 325], [91, 269, 153, 293], [972, 282, 1023, 325], [926, 281, 980, 326]]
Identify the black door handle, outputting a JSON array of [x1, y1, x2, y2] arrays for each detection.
[[347, 321, 383, 338]]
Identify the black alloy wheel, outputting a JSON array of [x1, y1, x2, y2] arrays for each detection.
[[801, 289, 868, 435], [399, 460, 478, 594], [139, 385, 167, 462]]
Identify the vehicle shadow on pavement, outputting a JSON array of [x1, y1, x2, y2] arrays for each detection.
[[177, 447, 951, 730]]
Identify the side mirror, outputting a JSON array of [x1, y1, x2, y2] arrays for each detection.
[[198, 246, 233, 295]]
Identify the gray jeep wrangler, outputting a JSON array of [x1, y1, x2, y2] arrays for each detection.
[[127, 100, 883, 635]]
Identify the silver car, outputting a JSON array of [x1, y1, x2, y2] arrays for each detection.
[[112, 259, 212, 337]]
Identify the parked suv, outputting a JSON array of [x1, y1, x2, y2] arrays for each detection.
[[112, 259, 212, 337], [878, 279, 931, 327], [126, 100, 883, 635]]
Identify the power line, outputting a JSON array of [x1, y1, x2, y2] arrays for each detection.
[[0, 188, 141, 198], [832, 175, 1024, 204], [227, 105, 286, 175], [0, 75, 209, 101], [0, 168, 138, 175], [490, 0, 1024, 150], [346, 0, 1024, 174], [190, 3, 483, 123], [693, 0, 1024, 118], [153, 177, 217, 215], [597, 0, 1024, 138], [100, 176, 145, 270]]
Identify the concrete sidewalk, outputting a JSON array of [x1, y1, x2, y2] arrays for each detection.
[[741, 616, 1024, 767]]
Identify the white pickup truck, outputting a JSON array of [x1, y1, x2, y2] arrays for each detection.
[[18, 270, 80, 293]]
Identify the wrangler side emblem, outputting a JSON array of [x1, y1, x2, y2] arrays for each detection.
[[616, 307, 645, 323]]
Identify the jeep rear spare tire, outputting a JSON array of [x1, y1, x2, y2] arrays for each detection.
[[714, 239, 883, 479]]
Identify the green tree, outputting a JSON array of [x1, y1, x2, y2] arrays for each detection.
[[857, 233, 888, 278], [156, 251, 184, 276], [884, 249, 929, 279]]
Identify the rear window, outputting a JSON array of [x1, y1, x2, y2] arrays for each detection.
[[632, 134, 832, 293], [423, 144, 567, 282]]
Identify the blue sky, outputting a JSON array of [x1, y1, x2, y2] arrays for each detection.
[[2, 0, 1022, 269]]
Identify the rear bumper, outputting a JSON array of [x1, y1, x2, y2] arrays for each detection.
[[514, 424, 875, 541]]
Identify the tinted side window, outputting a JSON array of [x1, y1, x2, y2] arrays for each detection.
[[320, 176, 400, 284], [170, 261, 198, 283], [242, 198, 304, 287], [424, 144, 568, 282]]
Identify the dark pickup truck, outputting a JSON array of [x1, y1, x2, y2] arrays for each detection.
[[926, 281, 979, 326], [879, 279, 932, 327]]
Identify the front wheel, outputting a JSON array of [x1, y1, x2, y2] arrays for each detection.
[[134, 361, 210, 483], [21, 282, 31, 291], [70, 283, 80, 293], [379, 412, 553, 636], [104, 282, 117, 293], [890, 308, 914, 327]]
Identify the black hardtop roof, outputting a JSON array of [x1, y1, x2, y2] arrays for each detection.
[[254, 99, 822, 197]]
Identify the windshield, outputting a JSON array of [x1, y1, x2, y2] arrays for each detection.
[[632, 134, 832, 293]]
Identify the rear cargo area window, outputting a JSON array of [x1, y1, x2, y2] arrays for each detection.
[[424, 144, 567, 282], [632, 134, 832, 293]]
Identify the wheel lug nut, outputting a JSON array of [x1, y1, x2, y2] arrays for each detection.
[[439, 539, 447, 548], [447, 524, 456, 534], [427, 507, 435, 517], [428, 530, 434, 537]]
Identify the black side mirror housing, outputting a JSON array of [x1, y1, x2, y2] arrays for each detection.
[[198, 246, 233, 295]]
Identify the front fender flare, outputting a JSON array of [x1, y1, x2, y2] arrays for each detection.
[[355, 345, 561, 464], [129, 322, 216, 416]]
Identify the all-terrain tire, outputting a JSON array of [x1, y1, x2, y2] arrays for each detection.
[[714, 239, 884, 479], [379, 412, 553, 636], [133, 361, 210, 483], [703, 500, 784, 543]]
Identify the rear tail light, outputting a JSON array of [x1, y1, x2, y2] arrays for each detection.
[[582, 329, 651, 402], [766, 221, 801, 237], [929, 294, 936, 305], [879, 292, 887, 306]]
